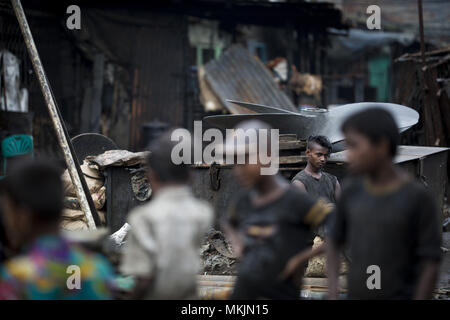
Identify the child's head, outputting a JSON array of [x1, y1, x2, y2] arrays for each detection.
[[230, 120, 276, 189], [306, 135, 332, 170], [341, 108, 399, 174], [0, 160, 63, 249], [146, 130, 190, 191]]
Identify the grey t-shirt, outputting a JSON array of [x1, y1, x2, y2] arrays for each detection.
[[292, 170, 338, 204], [329, 177, 442, 299]]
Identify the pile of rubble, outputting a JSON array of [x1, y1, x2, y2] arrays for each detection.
[[201, 230, 237, 275], [200, 230, 348, 278]]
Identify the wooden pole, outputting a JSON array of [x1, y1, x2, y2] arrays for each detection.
[[10, 0, 98, 229], [417, 0, 426, 68]]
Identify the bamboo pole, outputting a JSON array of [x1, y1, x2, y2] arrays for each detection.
[[11, 0, 97, 229]]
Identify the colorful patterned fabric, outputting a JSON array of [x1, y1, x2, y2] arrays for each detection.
[[0, 234, 115, 300]]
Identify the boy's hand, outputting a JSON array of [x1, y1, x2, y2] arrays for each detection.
[[279, 252, 306, 281], [279, 243, 326, 284]]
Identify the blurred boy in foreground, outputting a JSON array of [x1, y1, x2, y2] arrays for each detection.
[[119, 131, 212, 299], [327, 108, 442, 299], [223, 120, 333, 299], [0, 160, 115, 299]]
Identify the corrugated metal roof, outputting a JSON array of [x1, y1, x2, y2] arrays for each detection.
[[339, 0, 450, 47], [203, 45, 297, 114]]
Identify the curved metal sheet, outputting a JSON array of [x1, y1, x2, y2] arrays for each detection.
[[71, 133, 118, 163], [324, 102, 419, 142], [226, 99, 295, 114], [203, 113, 317, 140], [204, 102, 419, 143]]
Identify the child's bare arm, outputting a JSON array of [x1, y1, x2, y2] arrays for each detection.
[[292, 180, 307, 193], [222, 223, 244, 259], [413, 260, 439, 300], [279, 242, 326, 280]]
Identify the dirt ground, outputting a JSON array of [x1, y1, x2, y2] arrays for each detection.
[[200, 229, 450, 299]]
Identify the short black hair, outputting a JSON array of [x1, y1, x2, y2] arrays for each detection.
[[307, 135, 332, 154], [146, 130, 190, 183], [341, 108, 399, 157], [0, 159, 63, 222]]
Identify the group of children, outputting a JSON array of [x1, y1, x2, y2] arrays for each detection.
[[0, 107, 443, 299], [226, 108, 442, 300], [0, 132, 212, 300]]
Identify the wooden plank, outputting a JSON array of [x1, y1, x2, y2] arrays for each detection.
[[423, 68, 446, 146], [279, 140, 306, 150], [89, 53, 105, 133], [437, 89, 450, 142], [280, 155, 307, 164], [279, 133, 298, 141]]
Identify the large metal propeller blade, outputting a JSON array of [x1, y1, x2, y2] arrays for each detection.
[[205, 101, 419, 144]]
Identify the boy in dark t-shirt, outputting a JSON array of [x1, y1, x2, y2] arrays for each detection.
[[227, 183, 332, 299], [222, 120, 332, 300], [286, 136, 341, 278], [327, 108, 442, 300], [292, 135, 340, 203]]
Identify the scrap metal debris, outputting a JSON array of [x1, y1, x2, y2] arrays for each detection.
[[110, 223, 131, 247], [129, 167, 152, 201], [86, 149, 150, 169], [200, 231, 348, 278], [201, 229, 237, 275]]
